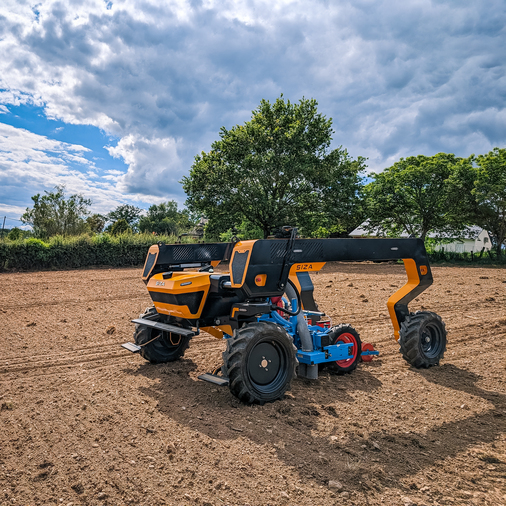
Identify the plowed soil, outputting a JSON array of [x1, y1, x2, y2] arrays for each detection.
[[1, 263, 505, 506]]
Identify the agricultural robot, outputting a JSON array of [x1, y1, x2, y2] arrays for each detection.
[[122, 230, 447, 404]]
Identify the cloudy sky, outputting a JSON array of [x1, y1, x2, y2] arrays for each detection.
[[0, 0, 505, 228]]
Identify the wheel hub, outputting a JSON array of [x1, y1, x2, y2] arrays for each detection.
[[420, 323, 444, 358], [248, 342, 281, 386]]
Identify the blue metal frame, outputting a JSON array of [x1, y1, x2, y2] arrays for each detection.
[[257, 297, 355, 365], [361, 349, 379, 357], [226, 297, 377, 365]]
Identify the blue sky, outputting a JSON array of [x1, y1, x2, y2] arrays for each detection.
[[0, 0, 505, 229]]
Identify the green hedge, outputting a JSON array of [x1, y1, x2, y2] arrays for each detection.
[[427, 248, 505, 265], [0, 233, 180, 271], [0, 234, 504, 271]]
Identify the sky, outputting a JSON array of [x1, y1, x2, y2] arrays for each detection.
[[0, 0, 505, 229]]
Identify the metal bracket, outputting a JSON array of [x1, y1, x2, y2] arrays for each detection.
[[121, 342, 142, 353], [198, 373, 229, 386], [131, 319, 196, 337]]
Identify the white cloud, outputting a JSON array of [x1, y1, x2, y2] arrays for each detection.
[[0, 203, 28, 217], [0, 123, 138, 215], [0, 0, 504, 202], [108, 134, 184, 199]]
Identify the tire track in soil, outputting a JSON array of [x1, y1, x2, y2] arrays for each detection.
[[326, 301, 504, 325], [0, 361, 136, 389], [0, 340, 123, 363], [0, 346, 132, 379], [2, 294, 148, 310]]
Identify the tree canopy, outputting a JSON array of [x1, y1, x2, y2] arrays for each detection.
[[86, 214, 106, 234], [21, 185, 91, 238], [364, 153, 468, 240], [138, 200, 193, 236], [110, 218, 131, 236], [474, 148, 506, 254], [107, 205, 143, 229], [448, 148, 506, 255], [182, 96, 364, 239]]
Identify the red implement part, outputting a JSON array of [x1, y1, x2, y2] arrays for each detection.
[[335, 332, 359, 367], [271, 296, 284, 317], [361, 342, 375, 362]]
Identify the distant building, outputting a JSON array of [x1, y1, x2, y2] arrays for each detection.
[[349, 223, 492, 254], [432, 227, 492, 254]]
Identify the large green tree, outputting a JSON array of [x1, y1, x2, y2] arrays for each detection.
[[365, 153, 468, 240], [182, 96, 364, 239], [474, 148, 506, 255], [449, 148, 506, 255], [138, 201, 193, 236], [21, 185, 91, 238]]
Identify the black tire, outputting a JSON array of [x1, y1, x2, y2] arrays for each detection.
[[399, 311, 447, 368], [134, 307, 190, 364], [222, 321, 297, 405], [326, 324, 362, 374]]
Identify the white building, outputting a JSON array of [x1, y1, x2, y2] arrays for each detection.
[[349, 224, 492, 254], [433, 227, 492, 254]]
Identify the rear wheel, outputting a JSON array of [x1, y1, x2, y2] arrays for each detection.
[[399, 311, 446, 368], [327, 324, 362, 374], [134, 307, 190, 364], [222, 321, 297, 404]]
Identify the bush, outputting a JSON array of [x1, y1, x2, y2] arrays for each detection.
[[0, 233, 180, 271], [7, 228, 22, 240], [427, 248, 506, 265]]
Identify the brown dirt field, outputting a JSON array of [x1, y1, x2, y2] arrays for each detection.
[[0, 263, 505, 506]]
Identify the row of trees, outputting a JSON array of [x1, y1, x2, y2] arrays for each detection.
[[365, 149, 506, 252], [183, 97, 505, 254], [12, 96, 505, 255], [17, 187, 193, 240]]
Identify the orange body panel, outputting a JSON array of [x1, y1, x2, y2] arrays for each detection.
[[142, 244, 159, 282], [229, 240, 256, 287], [254, 274, 267, 286], [201, 325, 235, 339], [147, 272, 211, 319], [387, 258, 420, 340], [287, 263, 325, 310], [289, 262, 326, 275]]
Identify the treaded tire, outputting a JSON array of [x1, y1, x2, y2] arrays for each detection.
[[326, 324, 362, 374], [222, 321, 297, 405], [134, 307, 191, 364], [399, 311, 447, 368]]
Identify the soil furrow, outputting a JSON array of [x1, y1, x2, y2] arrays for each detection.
[[0, 350, 130, 376]]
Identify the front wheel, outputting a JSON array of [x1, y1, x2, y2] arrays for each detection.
[[134, 307, 191, 364], [222, 322, 297, 404], [399, 311, 447, 368]]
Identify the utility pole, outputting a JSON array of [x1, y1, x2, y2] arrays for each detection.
[[0, 216, 5, 239]]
